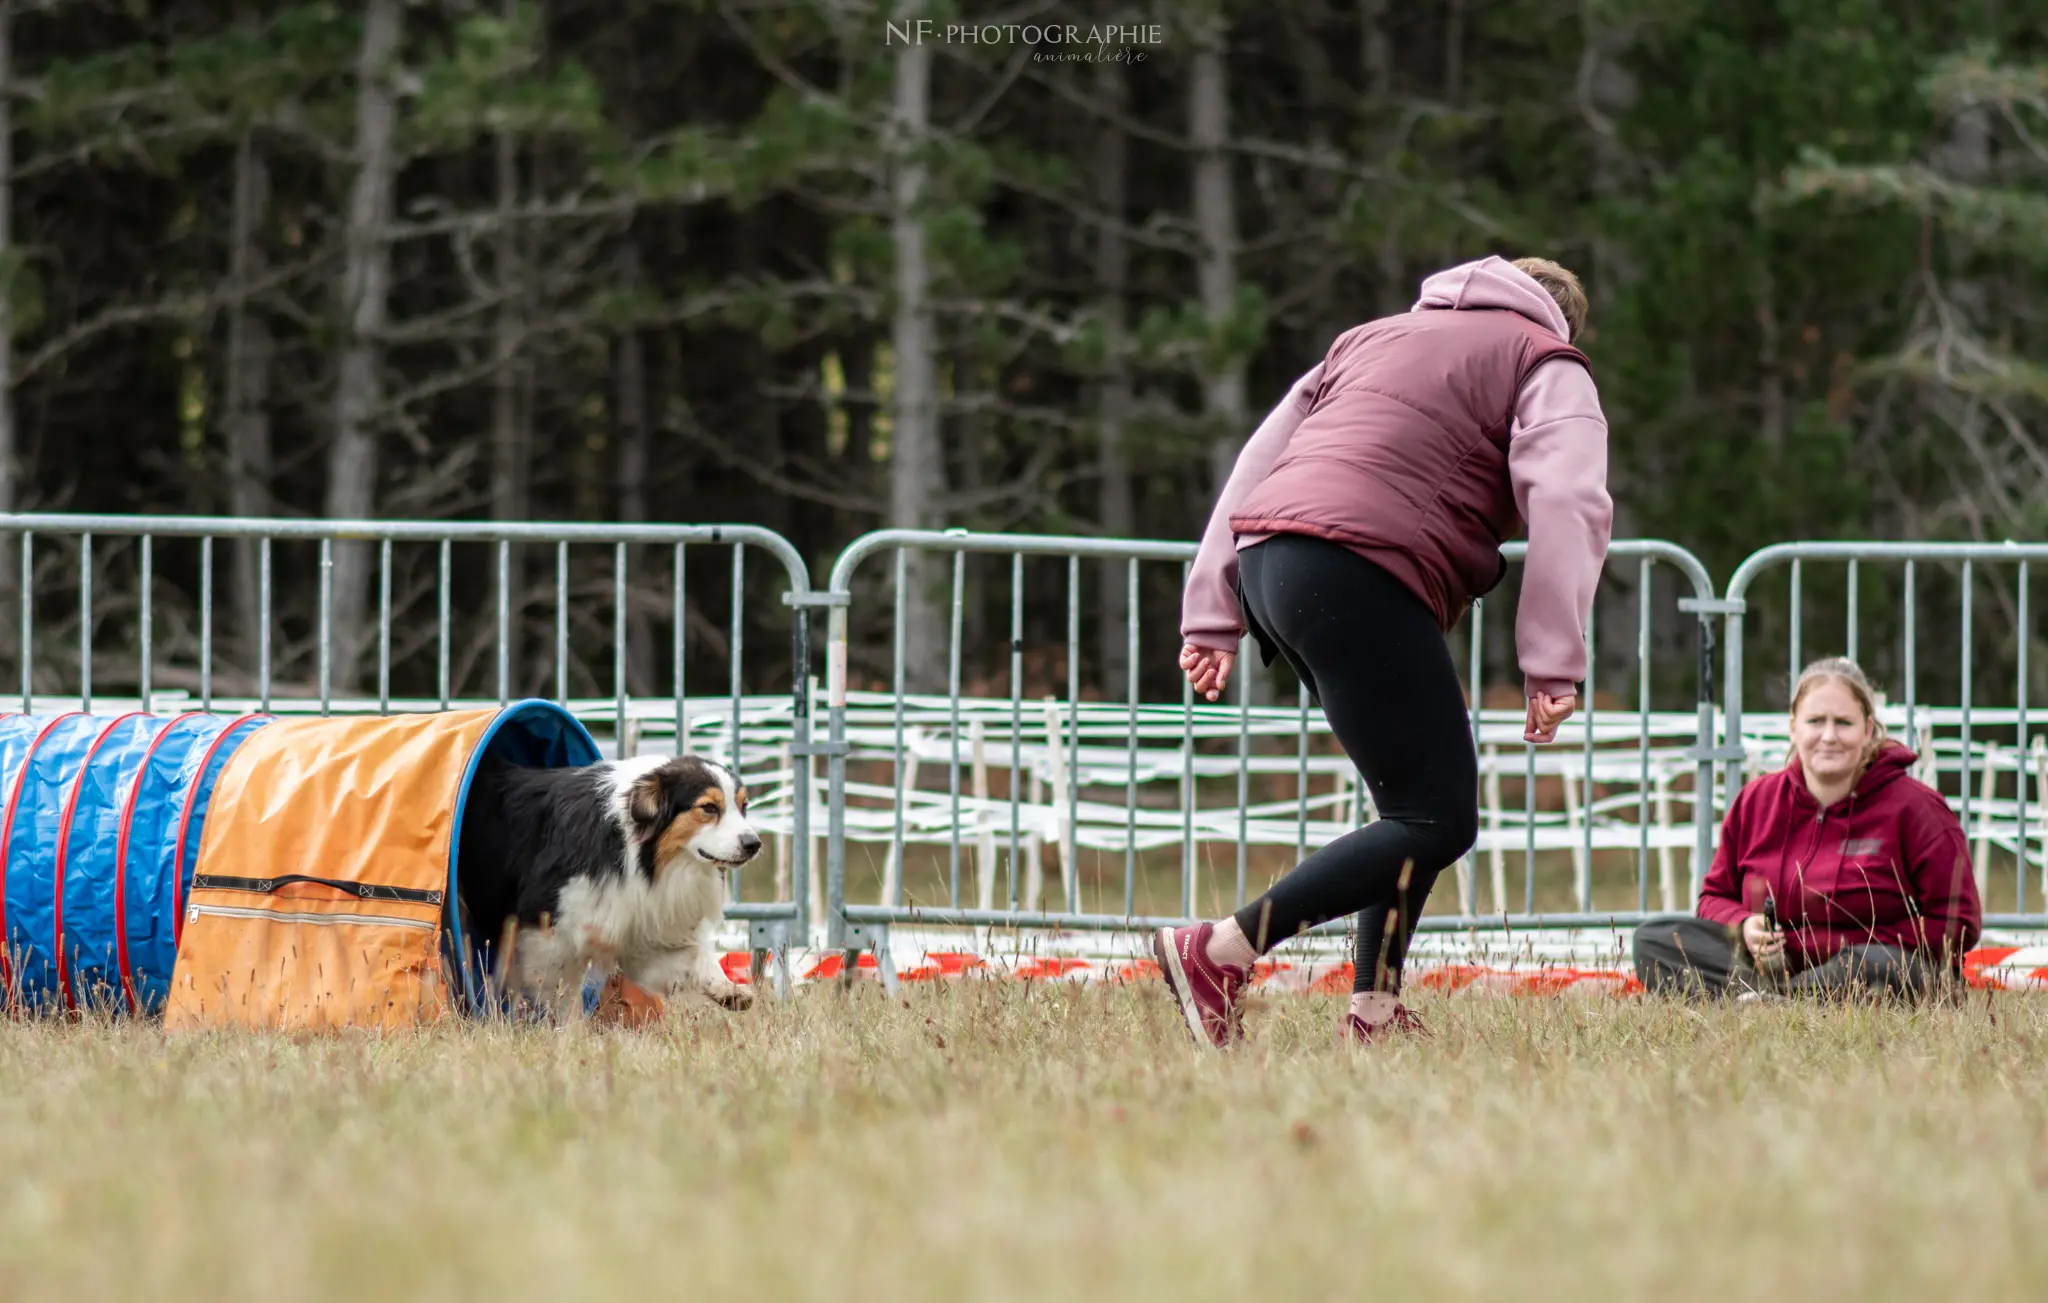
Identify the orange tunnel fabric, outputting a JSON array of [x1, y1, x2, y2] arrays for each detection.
[[164, 701, 599, 1032]]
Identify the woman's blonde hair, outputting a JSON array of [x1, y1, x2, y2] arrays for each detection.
[[1511, 257, 1588, 340], [1786, 656, 1889, 774]]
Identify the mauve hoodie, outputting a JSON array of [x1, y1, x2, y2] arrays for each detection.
[[1181, 256, 1614, 700], [1698, 743, 1983, 968]]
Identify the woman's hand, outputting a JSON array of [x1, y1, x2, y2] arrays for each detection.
[[1180, 643, 1235, 702], [1742, 912, 1787, 971], [1524, 692, 1577, 743]]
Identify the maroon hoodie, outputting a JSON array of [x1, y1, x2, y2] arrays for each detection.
[[1697, 742, 1983, 968], [1181, 257, 1612, 700]]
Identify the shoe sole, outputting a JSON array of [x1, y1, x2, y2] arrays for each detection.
[[1153, 927, 1221, 1050]]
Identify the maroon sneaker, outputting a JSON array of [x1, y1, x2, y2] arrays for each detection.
[[1153, 922, 1249, 1049], [1338, 1003, 1431, 1045]]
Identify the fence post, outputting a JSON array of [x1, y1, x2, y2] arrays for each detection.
[[779, 581, 854, 970], [823, 589, 852, 956], [788, 599, 811, 943], [1694, 600, 1719, 903], [1676, 594, 1742, 905]]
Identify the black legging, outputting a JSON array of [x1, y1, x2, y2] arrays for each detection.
[[1228, 534, 1480, 993]]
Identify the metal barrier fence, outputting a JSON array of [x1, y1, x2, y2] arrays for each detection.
[[12, 513, 2048, 994], [1724, 541, 2048, 929], [820, 528, 1724, 971], [0, 513, 819, 970]]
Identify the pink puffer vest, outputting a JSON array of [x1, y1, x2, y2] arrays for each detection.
[[1229, 307, 1590, 630]]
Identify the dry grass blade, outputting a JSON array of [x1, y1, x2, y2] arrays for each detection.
[[0, 986, 2043, 1301]]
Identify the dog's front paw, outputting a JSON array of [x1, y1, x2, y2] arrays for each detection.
[[710, 978, 755, 1011]]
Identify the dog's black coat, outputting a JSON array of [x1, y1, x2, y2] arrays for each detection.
[[455, 755, 734, 952]]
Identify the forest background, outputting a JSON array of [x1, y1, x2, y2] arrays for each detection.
[[0, 0, 2041, 712]]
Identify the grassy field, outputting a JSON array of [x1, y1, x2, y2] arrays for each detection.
[[1, 982, 2043, 1302]]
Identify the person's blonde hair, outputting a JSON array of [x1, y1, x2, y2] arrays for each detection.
[[1512, 257, 1588, 341], [1786, 656, 1889, 774]]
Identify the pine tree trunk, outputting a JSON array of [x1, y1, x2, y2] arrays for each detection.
[[949, 330, 987, 659], [1756, 262, 1785, 452], [1362, 0, 1405, 318], [1093, 56, 1134, 694], [1189, 19, 1245, 497], [1360, 0, 1389, 97], [615, 242, 654, 696], [839, 328, 877, 548], [492, 79, 529, 693], [226, 128, 274, 668], [1443, 0, 1464, 103], [326, 0, 402, 692], [1293, 0, 1346, 350], [1189, 17, 1254, 702], [888, 7, 945, 694], [1935, 103, 1991, 383], [1578, 14, 1643, 695], [0, 7, 16, 617], [949, 334, 982, 504], [841, 330, 876, 467]]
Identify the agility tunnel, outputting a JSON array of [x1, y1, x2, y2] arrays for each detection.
[[0, 700, 597, 1029]]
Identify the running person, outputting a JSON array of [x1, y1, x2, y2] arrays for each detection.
[[1158, 255, 1614, 1048]]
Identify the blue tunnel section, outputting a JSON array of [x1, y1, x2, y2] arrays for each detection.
[[0, 711, 272, 1012], [0, 700, 598, 1017]]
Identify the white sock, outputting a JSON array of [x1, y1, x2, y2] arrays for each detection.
[[1205, 916, 1258, 970], [1348, 991, 1398, 1025]]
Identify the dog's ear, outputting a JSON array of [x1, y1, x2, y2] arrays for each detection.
[[627, 772, 667, 840]]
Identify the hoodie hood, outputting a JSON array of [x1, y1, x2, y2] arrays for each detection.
[[1412, 256, 1571, 342], [1783, 739, 1917, 811]]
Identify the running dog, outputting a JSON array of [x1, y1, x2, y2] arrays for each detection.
[[456, 753, 762, 1018]]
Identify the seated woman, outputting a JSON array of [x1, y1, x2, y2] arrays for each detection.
[[1634, 656, 1982, 1000]]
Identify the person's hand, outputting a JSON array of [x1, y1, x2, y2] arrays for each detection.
[[1180, 642, 1235, 702], [1523, 691, 1577, 743], [1742, 912, 1787, 972]]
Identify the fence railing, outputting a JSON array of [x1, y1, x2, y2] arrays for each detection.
[[9, 512, 2048, 985], [1724, 540, 2048, 928], [818, 528, 1725, 960], [0, 513, 818, 954]]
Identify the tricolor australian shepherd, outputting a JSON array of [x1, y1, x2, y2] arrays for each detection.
[[456, 753, 762, 1018]]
